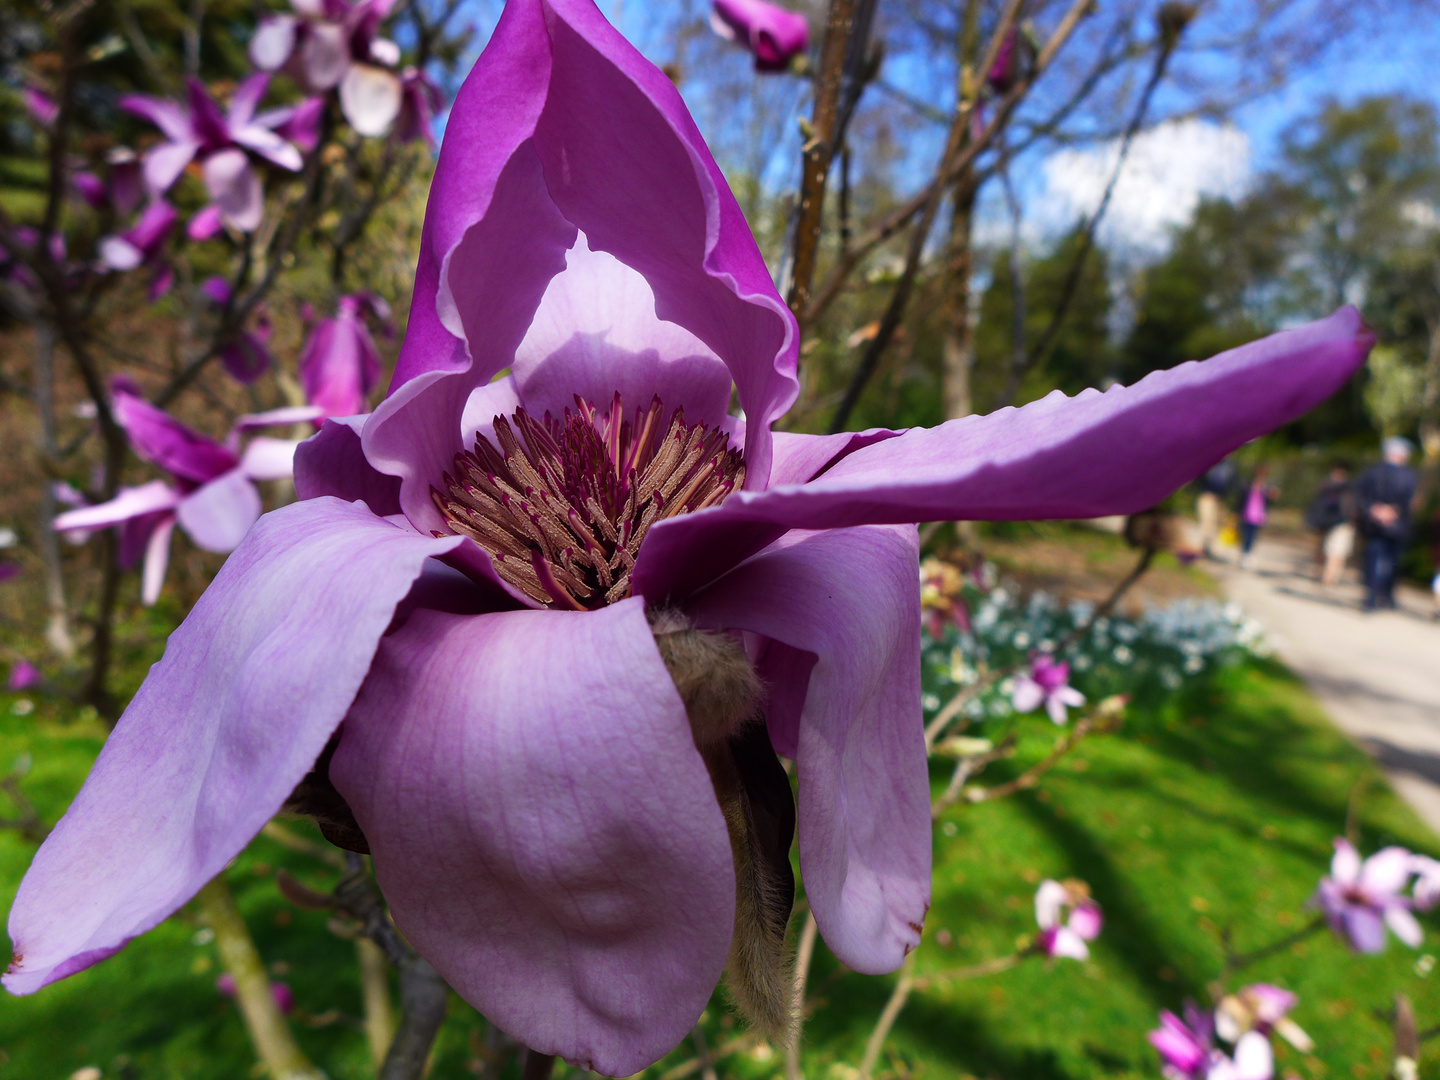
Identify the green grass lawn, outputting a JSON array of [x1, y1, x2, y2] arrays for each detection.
[[0, 654, 1436, 1080]]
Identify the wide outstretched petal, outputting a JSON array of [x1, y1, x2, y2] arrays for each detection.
[[174, 469, 262, 552], [511, 233, 734, 430], [1384, 905, 1423, 948], [141, 139, 202, 195], [1341, 905, 1387, 953], [1359, 846, 1412, 898], [294, 416, 402, 516], [636, 309, 1373, 602], [249, 15, 299, 70], [119, 95, 195, 142], [339, 63, 403, 136], [52, 480, 181, 532], [331, 599, 734, 1075], [686, 525, 929, 974], [5, 499, 463, 993]]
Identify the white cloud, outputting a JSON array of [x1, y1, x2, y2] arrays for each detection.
[[1033, 119, 1252, 255]]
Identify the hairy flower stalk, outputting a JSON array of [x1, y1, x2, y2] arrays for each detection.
[[432, 395, 744, 609]]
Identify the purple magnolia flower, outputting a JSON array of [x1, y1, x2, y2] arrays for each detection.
[[52, 381, 317, 604], [1034, 878, 1102, 960], [710, 0, 810, 71], [121, 75, 304, 232], [1150, 1004, 1273, 1080], [1012, 654, 1085, 724], [250, 0, 406, 136], [1313, 838, 1422, 953], [73, 149, 145, 217], [4, 0, 1372, 1073], [201, 278, 275, 384], [299, 293, 389, 416], [7, 660, 41, 692], [987, 27, 1035, 95]]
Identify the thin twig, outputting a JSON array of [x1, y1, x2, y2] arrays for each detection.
[[690, 1024, 719, 1080], [1218, 915, 1327, 983], [857, 952, 916, 1080], [784, 911, 820, 1080], [961, 706, 1122, 804], [656, 1034, 758, 1080], [910, 951, 1024, 991], [931, 735, 1017, 818]]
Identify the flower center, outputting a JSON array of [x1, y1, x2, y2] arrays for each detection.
[[432, 392, 745, 610]]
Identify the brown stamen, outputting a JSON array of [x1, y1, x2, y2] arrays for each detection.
[[433, 393, 745, 609]]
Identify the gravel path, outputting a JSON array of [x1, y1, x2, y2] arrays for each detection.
[[1210, 533, 1440, 832]]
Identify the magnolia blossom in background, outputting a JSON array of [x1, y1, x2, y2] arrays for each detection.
[[1216, 984, 1312, 1055], [250, 0, 409, 136], [52, 381, 318, 604], [299, 293, 389, 417], [122, 75, 304, 232], [201, 278, 274, 384], [986, 27, 1036, 94], [216, 973, 294, 1013], [6, 661, 41, 692], [1411, 854, 1440, 910], [1012, 654, 1085, 724], [710, 0, 810, 71], [1034, 878, 1102, 960], [1150, 1003, 1273, 1080], [1313, 838, 1422, 953], [73, 149, 144, 218], [395, 68, 444, 146], [97, 200, 178, 300], [4, 0, 1375, 1073], [919, 556, 969, 637]]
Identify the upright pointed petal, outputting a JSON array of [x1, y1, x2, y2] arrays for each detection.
[[686, 525, 929, 974], [511, 234, 734, 429], [331, 600, 734, 1075], [119, 95, 196, 142], [637, 310, 1373, 601], [175, 468, 262, 553], [5, 500, 462, 993], [1331, 837, 1362, 885], [1034, 880, 1067, 930], [227, 73, 272, 128], [203, 150, 265, 232]]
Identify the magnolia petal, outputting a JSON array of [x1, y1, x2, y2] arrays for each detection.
[[300, 21, 350, 91], [142, 139, 202, 195], [113, 382, 239, 484], [240, 437, 302, 482], [686, 525, 929, 974], [98, 236, 143, 272], [1010, 677, 1044, 715], [1045, 695, 1071, 726], [511, 233, 734, 430], [188, 205, 225, 241], [141, 514, 176, 606], [1149, 1012, 1206, 1074], [340, 64, 403, 136], [1359, 846, 1413, 897], [52, 480, 182, 532], [1070, 901, 1103, 941], [119, 95, 195, 143], [1341, 905, 1386, 953], [235, 406, 326, 430], [331, 600, 734, 1075], [1331, 837, 1362, 886], [203, 150, 265, 233], [231, 123, 304, 172], [1385, 905, 1424, 948], [249, 15, 299, 70], [1232, 1031, 1274, 1080], [294, 416, 402, 517], [637, 309, 1373, 603], [1049, 926, 1090, 961], [175, 468, 262, 553], [1033, 880, 1067, 930], [300, 316, 379, 418], [4, 500, 463, 994], [228, 73, 271, 129]]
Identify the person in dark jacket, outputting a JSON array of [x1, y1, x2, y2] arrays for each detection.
[[1355, 436, 1418, 611], [1305, 463, 1355, 586]]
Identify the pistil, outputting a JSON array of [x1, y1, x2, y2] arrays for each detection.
[[432, 393, 745, 609]]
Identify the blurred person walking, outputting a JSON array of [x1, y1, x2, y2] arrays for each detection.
[[1196, 457, 1237, 560], [1356, 436, 1418, 612], [1236, 464, 1279, 570], [1305, 462, 1355, 586]]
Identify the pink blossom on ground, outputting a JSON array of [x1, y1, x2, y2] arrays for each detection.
[[1034, 879, 1102, 960], [1313, 838, 1422, 953], [1011, 654, 1085, 724]]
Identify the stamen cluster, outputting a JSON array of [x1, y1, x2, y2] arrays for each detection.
[[433, 393, 745, 609]]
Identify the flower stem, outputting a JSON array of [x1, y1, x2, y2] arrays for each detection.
[[196, 876, 324, 1080], [521, 1050, 557, 1080], [1217, 914, 1328, 985], [857, 951, 916, 1080]]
